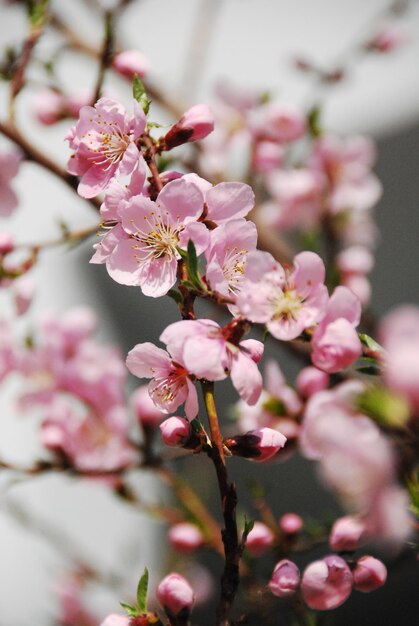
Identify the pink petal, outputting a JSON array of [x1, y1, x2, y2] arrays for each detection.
[[205, 182, 254, 224], [231, 350, 263, 404], [158, 177, 204, 223], [126, 342, 171, 378]]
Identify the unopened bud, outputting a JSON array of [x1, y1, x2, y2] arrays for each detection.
[[279, 512, 303, 535], [156, 573, 195, 618], [301, 555, 353, 610], [0, 232, 14, 255], [245, 521, 274, 556], [329, 516, 366, 552], [163, 104, 214, 150], [353, 556, 387, 593], [159, 416, 201, 449], [100, 615, 130, 626], [225, 427, 287, 462], [113, 50, 150, 79], [168, 522, 204, 554], [268, 559, 300, 597]]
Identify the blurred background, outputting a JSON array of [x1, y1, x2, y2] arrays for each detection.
[[1, 0, 419, 624]]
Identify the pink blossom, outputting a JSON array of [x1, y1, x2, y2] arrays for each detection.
[[126, 341, 198, 418], [279, 513, 303, 535], [296, 366, 329, 398], [226, 427, 287, 462], [0, 150, 21, 216], [249, 102, 306, 143], [311, 286, 362, 373], [204, 218, 257, 297], [268, 559, 300, 597], [343, 274, 371, 306], [245, 521, 274, 556], [92, 177, 209, 297], [236, 251, 328, 341], [301, 555, 353, 610], [336, 246, 374, 275], [130, 385, 166, 426], [34, 89, 66, 125], [160, 416, 192, 447], [12, 275, 35, 315], [160, 318, 264, 404], [156, 573, 195, 616], [56, 573, 98, 626], [367, 23, 406, 52], [329, 516, 366, 552], [353, 556, 387, 592], [112, 50, 150, 78], [252, 141, 284, 174], [168, 522, 204, 553], [0, 232, 14, 254], [164, 104, 214, 149], [66, 98, 146, 198]]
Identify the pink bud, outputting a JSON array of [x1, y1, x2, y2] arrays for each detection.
[[343, 274, 371, 306], [13, 276, 35, 316], [113, 50, 150, 78], [225, 427, 287, 462], [301, 555, 353, 610], [268, 559, 300, 597], [336, 246, 374, 275], [159, 416, 191, 447], [312, 319, 362, 373], [100, 615, 130, 626], [168, 522, 204, 554], [353, 556, 387, 592], [164, 104, 214, 149], [156, 573, 195, 616], [0, 232, 14, 255], [131, 385, 165, 426], [245, 521, 274, 556], [250, 103, 306, 143], [66, 92, 92, 118], [279, 512, 303, 535], [34, 89, 65, 125], [367, 23, 406, 53], [296, 366, 329, 398], [329, 516, 366, 552]]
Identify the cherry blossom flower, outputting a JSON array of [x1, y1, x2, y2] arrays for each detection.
[[301, 555, 353, 610], [126, 341, 198, 418], [156, 573, 195, 617], [225, 427, 287, 461], [0, 150, 21, 216], [236, 251, 328, 340], [353, 556, 387, 592], [160, 416, 192, 446], [160, 318, 264, 404], [204, 218, 257, 297], [279, 513, 303, 535], [329, 516, 367, 552], [92, 177, 209, 297], [164, 104, 214, 149], [269, 560, 300, 598], [112, 50, 150, 78], [245, 521, 274, 556], [66, 98, 146, 198], [168, 522, 204, 553]]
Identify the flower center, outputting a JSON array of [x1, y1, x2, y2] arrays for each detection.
[[130, 211, 181, 263], [271, 288, 302, 321], [223, 245, 248, 293]]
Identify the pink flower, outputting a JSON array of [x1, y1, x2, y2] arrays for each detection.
[[0, 232, 14, 254], [205, 218, 257, 297], [252, 141, 284, 174], [279, 513, 303, 535], [225, 427, 287, 462], [367, 23, 406, 53], [34, 89, 66, 125], [100, 616, 130, 626], [160, 416, 192, 447], [12, 275, 35, 315], [353, 556, 387, 592], [329, 516, 366, 552], [160, 318, 264, 405], [66, 98, 146, 198], [311, 286, 362, 373], [112, 50, 150, 78], [296, 366, 329, 398], [268, 559, 300, 598], [249, 103, 306, 143], [236, 251, 328, 340], [301, 555, 353, 610], [156, 573, 195, 617], [168, 522, 204, 553], [126, 341, 198, 418], [0, 150, 21, 216], [164, 104, 214, 149], [93, 177, 209, 297], [245, 521, 274, 556]]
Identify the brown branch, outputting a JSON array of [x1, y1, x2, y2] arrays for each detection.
[[92, 10, 115, 103]]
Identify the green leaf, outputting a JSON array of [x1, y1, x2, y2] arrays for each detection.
[[356, 385, 410, 428], [167, 289, 184, 306], [262, 397, 286, 416], [132, 74, 151, 114], [136, 567, 149, 615], [243, 516, 254, 539], [359, 333, 385, 356], [356, 365, 381, 376], [120, 602, 138, 617], [26, 0, 49, 27], [307, 105, 322, 138], [178, 240, 205, 291]]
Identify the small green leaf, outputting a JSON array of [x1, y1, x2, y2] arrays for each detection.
[[243, 516, 254, 538], [356, 365, 381, 376], [132, 74, 151, 114], [307, 105, 322, 138], [167, 289, 184, 305], [359, 333, 385, 355], [356, 385, 410, 428], [136, 567, 149, 615], [26, 0, 49, 27], [190, 418, 205, 434], [120, 602, 138, 617], [262, 397, 286, 416], [178, 241, 205, 291]]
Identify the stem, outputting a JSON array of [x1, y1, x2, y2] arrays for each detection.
[[201, 381, 240, 626], [10, 24, 44, 122], [92, 10, 114, 103]]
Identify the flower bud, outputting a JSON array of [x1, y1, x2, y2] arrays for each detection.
[[301, 555, 353, 610], [312, 319, 362, 373], [163, 104, 214, 149], [168, 522, 204, 554], [279, 512, 303, 535], [295, 366, 329, 398], [113, 50, 150, 78], [245, 521, 274, 556], [159, 416, 191, 447], [367, 24, 405, 53], [353, 556, 387, 592], [268, 559, 300, 597], [225, 427, 287, 462], [156, 573, 195, 617], [34, 89, 65, 125], [0, 232, 14, 255], [252, 141, 284, 174], [329, 516, 366, 552]]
